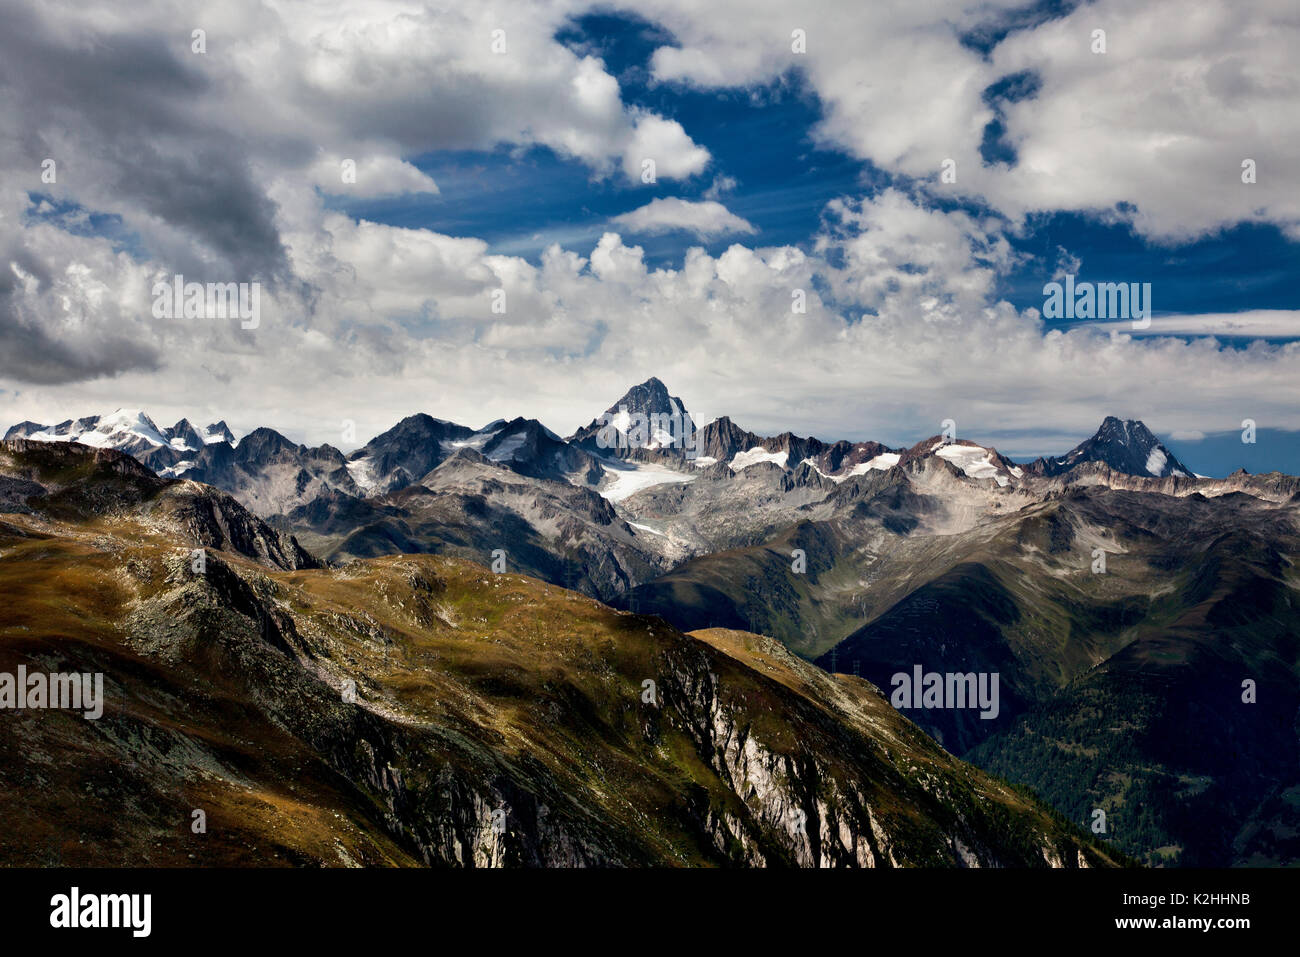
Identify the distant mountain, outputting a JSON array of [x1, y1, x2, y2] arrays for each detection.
[[899, 435, 1024, 488], [165, 426, 360, 514], [1026, 416, 1192, 478], [4, 409, 237, 459], [7, 384, 1300, 867], [195, 419, 237, 445], [479, 417, 605, 483], [287, 445, 669, 601], [344, 413, 477, 495], [693, 415, 900, 478], [569, 376, 695, 454], [0, 397, 1220, 510]]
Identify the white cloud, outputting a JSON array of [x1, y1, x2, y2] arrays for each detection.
[[1, 0, 1298, 462], [635, 0, 1300, 240], [611, 198, 756, 237], [0, 0, 712, 283], [984, 0, 1300, 240], [1051, 246, 1082, 281], [309, 155, 439, 198], [1078, 311, 1300, 339], [703, 175, 738, 201], [621, 114, 711, 182], [817, 189, 1019, 315]]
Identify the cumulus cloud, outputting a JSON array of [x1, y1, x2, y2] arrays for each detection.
[[0, 0, 1297, 461], [611, 198, 756, 237], [986, 0, 1300, 239], [817, 189, 1019, 315], [0, 0, 710, 276], [621, 115, 711, 181], [309, 155, 439, 198], [637, 0, 1300, 240], [1078, 311, 1300, 339]]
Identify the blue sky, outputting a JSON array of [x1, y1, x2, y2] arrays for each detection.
[[311, 8, 1300, 475], [329, 10, 1299, 329]]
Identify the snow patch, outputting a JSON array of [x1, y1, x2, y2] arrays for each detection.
[[444, 421, 507, 454], [730, 447, 789, 471], [801, 452, 900, 483], [346, 456, 378, 491], [484, 432, 526, 462], [628, 521, 666, 537], [200, 424, 233, 445], [159, 460, 196, 478], [852, 452, 901, 474], [935, 444, 1008, 486], [598, 461, 696, 503]]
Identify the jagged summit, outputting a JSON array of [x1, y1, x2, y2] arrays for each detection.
[[606, 377, 687, 417], [4, 409, 239, 456], [1, 400, 1249, 517], [568, 377, 696, 453], [1028, 416, 1192, 479]]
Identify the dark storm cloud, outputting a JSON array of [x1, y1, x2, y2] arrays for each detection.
[[0, 3, 289, 280], [0, 252, 160, 385]]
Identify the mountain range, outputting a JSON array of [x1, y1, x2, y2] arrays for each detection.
[[0, 377, 1221, 515], [0, 437, 1116, 867], [5, 378, 1299, 866]]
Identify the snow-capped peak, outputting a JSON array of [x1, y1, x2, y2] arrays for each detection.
[[1037, 416, 1192, 479], [200, 421, 237, 445], [933, 442, 1013, 486], [22, 408, 167, 451], [569, 377, 696, 452], [6, 409, 240, 454]]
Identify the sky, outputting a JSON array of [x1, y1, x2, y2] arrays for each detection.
[[1, 0, 1297, 476]]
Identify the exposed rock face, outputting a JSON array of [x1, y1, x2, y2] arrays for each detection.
[[285, 451, 667, 601], [0, 439, 318, 571], [177, 427, 360, 515], [344, 414, 475, 496], [1026, 416, 1193, 478], [149, 481, 321, 570], [569, 376, 695, 454], [0, 478, 1116, 866]]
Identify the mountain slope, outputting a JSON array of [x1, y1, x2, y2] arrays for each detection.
[[0, 444, 1118, 867], [809, 485, 1300, 865], [285, 448, 672, 601], [0, 438, 319, 570]]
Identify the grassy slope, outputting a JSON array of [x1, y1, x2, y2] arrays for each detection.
[[0, 501, 1119, 867]]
